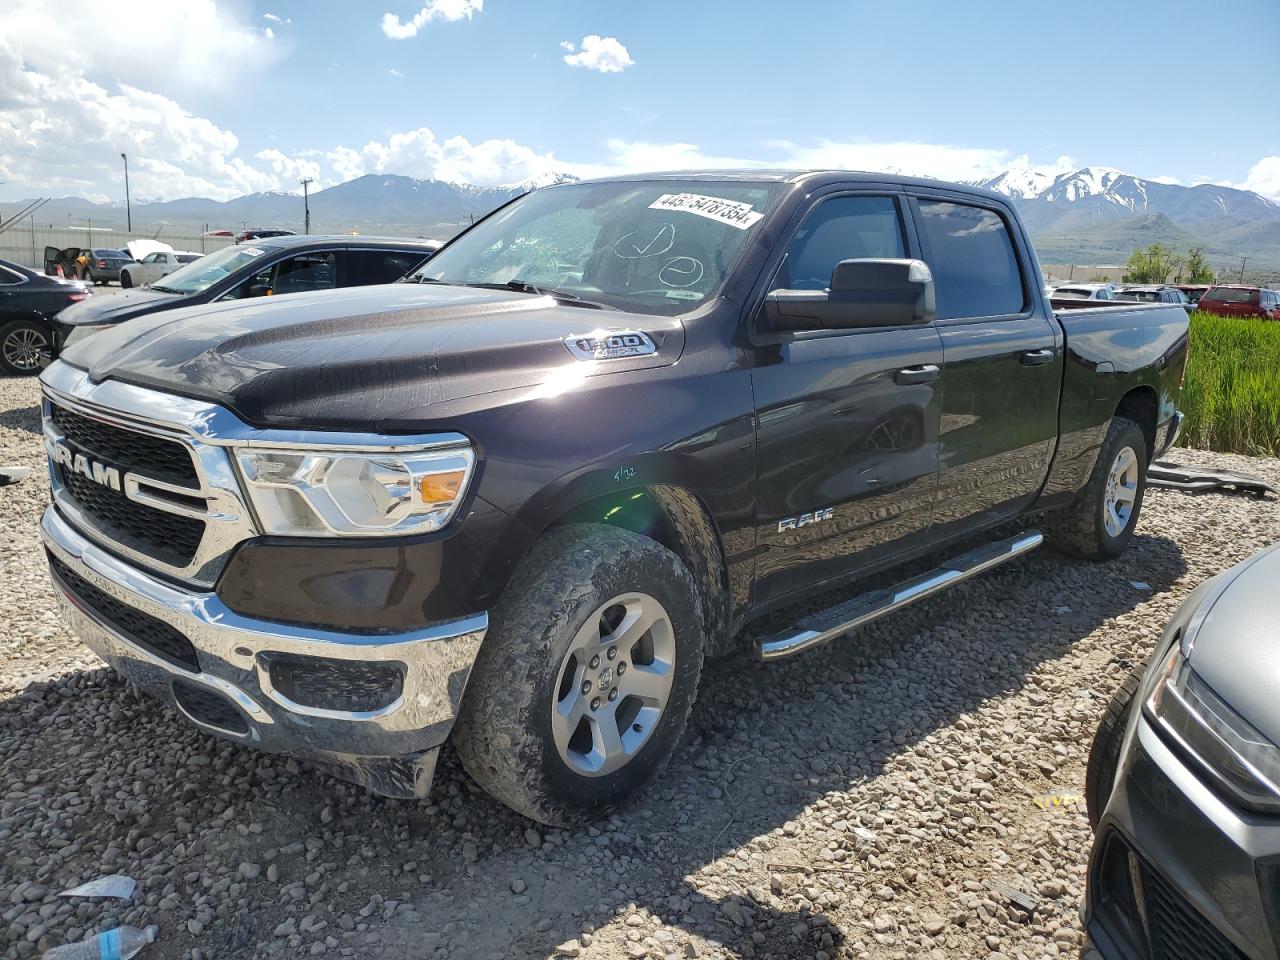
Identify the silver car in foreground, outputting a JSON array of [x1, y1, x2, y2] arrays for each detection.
[[1084, 542, 1280, 959]]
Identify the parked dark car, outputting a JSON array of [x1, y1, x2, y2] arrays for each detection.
[[1084, 543, 1280, 959], [1197, 285, 1280, 320], [44, 247, 133, 285], [56, 235, 441, 339], [0, 257, 91, 375], [1114, 284, 1195, 313], [39, 170, 1188, 824], [236, 228, 296, 242]]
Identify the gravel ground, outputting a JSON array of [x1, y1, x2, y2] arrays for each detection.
[[2, 371, 1278, 960]]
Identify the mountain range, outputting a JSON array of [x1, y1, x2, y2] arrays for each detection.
[[4, 166, 1278, 273], [974, 165, 1280, 272]]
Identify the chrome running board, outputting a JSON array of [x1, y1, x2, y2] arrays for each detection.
[[755, 531, 1044, 661]]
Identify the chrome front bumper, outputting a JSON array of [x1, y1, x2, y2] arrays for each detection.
[[41, 504, 487, 798]]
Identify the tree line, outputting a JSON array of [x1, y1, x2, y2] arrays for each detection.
[[1122, 244, 1216, 284]]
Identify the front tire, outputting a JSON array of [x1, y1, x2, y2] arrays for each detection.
[[120, 270, 133, 289], [0, 321, 53, 376], [1046, 416, 1148, 559], [453, 524, 704, 825], [1085, 659, 1146, 828]]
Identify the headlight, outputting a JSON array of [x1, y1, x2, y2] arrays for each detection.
[[235, 443, 475, 537], [1146, 643, 1280, 813]]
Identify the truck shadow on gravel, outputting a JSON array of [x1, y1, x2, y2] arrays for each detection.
[[0, 403, 41, 435], [1, 530, 1186, 960]]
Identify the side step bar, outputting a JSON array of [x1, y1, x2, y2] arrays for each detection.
[[756, 531, 1044, 661]]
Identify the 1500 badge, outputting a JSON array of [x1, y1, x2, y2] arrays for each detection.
[[778, 507, 834, 532], [564, 330, 657, 361]]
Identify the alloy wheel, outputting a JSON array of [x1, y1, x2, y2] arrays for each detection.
[[1103, 446, 1140, 537], [550, 592, 676, 777]]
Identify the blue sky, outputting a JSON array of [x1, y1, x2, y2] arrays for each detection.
[[3, 0, 1278, 202]]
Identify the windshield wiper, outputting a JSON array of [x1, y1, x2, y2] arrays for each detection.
[[463, 279, 615, 310], [148, 284, 185, 295], [403, 274, 444, 284]]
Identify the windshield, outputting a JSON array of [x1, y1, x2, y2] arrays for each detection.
[[94, 249, 127, 258], [411, 180, 783, 315], [1203, 287, 1259, 304], [1054, 288, 1094, 298], [1119, 290, 1161, 301], [151, 244, 270, 294]]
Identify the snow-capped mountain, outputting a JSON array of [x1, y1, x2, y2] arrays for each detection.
[[978, 165, 1280, 224]]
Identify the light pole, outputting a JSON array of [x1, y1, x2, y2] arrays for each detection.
[[121, 153, 132, 232], [300, 177, 314, 234]]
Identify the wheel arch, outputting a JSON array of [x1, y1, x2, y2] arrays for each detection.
[[1114, 385, 1159, 462], [544, 483, 735, 658]]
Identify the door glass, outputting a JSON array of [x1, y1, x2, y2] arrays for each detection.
[[226, 252, 337, 299], [773, 196, 905, 291], [915, 200, 1025, 320], [345, 250, 426, 286]]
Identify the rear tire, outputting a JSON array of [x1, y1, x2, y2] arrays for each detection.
[[1085, 659, 1147, 829], [0, 321, 53, 376], [453, 524, 705, 825], [1046, 416, 1148, 560]]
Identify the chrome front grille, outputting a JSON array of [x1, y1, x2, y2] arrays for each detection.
[[41, 366, 258, 587]]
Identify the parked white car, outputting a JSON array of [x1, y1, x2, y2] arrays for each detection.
[[1049, 282, 1117, 301], [120, 251, 203, 289]]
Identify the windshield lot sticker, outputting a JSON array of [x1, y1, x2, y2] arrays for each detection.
[[564, 330, 658, 361], [648, 193, 763, 230]]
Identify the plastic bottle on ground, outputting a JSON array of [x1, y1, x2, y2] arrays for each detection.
[[41, 925, 158, 959]]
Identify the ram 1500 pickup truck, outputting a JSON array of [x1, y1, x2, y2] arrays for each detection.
[[38, 171, 1189, 824]]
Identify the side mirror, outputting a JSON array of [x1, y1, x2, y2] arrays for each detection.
[[763, 258, 936, 332]]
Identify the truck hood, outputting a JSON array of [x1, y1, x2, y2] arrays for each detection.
[[1184, 544, 1280, 748], [60, 283, 685, 430], [58, 287, 187, 325]]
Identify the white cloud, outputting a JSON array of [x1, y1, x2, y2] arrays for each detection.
[[381, 0, 483, 40], [254, 149, 323, 186], [264, 12, 291, 24], [388, 68, 404, 78], [1149, 175, 1182, 185], [0, 0, 289, 202], [1239, 156, 1280, 201], [562, 35, 634, 73], [2, 0, 282, 92], [264, 26, 276, 40], [320, 127, 581, 187]]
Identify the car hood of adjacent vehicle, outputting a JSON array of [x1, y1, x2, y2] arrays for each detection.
[[1184, 543, 1280, 747], [59, 283, 685, 430], [57, 287, 186, 325]]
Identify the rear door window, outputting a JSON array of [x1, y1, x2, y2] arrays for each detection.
[[342, 250, 428, 286], [913, 200, 1026, 320]]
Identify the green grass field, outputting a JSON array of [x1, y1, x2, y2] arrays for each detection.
[[1179, 311, 1280, 457]]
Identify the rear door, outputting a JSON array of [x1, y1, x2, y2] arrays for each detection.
[[908, 194, 1061, 536], [750, 191, 943, 606]]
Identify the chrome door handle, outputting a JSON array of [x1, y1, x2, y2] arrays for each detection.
[[1020, 348, 1055, 366], [894, 364, 941, 385]]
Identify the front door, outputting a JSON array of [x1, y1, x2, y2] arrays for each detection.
[[909, 196, 1060, 536], [750, 193, 942, 607]]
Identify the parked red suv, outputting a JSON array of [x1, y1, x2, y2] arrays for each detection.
[[1196, 285, 1280, 319]]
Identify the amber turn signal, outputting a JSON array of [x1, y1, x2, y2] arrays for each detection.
[[418, 470, 466, 507]]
